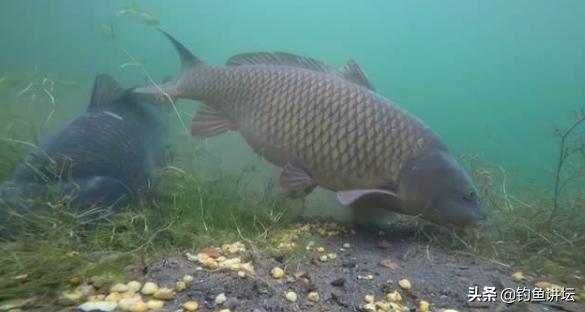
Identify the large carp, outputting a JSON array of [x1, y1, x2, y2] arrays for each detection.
[[0, 74, 170, 232], [137, 31, 487, 226]]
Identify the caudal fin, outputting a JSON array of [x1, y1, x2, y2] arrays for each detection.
[[133, 30, 203, 98], [158, 29, 203, 70]]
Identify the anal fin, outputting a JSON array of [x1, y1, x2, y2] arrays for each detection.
[[191, 104, 236, 138], [279, 163, 317, 196]]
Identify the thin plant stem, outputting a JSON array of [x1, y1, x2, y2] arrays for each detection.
[[550, 113, 585, 223]]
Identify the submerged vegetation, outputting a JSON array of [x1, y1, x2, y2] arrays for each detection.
[[0, 159, 297, 304]]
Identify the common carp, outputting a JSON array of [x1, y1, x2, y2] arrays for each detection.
[[0, 74, 170, 232], [137, 31, 487, 226]]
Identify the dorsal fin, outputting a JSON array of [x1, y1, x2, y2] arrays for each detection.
[[88, 74, 125, 111], [227, 52, 375, 90], [226, 52, 334, 73], [339, 60, 375, 91]]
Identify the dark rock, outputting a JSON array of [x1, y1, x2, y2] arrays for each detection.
[[377, 239, 392, 249], [331, 286, 346, 300], [330, 277, 346, 287], [342, 261, 357, 268]]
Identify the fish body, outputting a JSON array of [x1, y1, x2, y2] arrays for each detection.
[[181, 63, 440, 192], [138, 31, 487, 226], [0, 74, 169, 230]]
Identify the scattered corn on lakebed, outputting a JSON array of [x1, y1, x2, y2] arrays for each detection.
[[3, 219, 583, 312]]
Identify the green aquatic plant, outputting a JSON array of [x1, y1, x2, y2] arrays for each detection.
[[118, 45, 191, 138], [0, 158, 295, 307], [117, 3, 160, 26], [550, 109, 585, 223], [0, 139, 28, 182], [118, 3, 142, 16], [99, 23, 115, 39], [0, 69, 78, 93], [0, 68, 78, 132], [141, 14, 160, 26], [0, 105, 43, 182]]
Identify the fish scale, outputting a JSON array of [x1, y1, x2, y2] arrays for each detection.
[[185, 63, 439, 190]]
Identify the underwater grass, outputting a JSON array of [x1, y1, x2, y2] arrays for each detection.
[[475, 113, 585, 279], [0, 163, 298, 305], [1, 150, 584, 305]]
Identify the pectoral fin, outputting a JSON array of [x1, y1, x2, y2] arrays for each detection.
[[191, 105, 236, 138], [279, 164, 316, 195], [337, 189, 398, 206], [338, 189, 405, 214]]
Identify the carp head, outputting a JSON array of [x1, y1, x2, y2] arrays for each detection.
[[398, 149, 488, 226], [337, 149, 488, 227]]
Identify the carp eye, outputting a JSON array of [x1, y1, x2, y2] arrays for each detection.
[[463, 190, 476, 201]]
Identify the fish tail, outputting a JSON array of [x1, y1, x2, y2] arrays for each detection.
[[133, 30, 204, 98], [158, 29, 204, 69]]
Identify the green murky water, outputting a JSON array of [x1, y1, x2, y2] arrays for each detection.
[[3, 1, 585, 190]]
